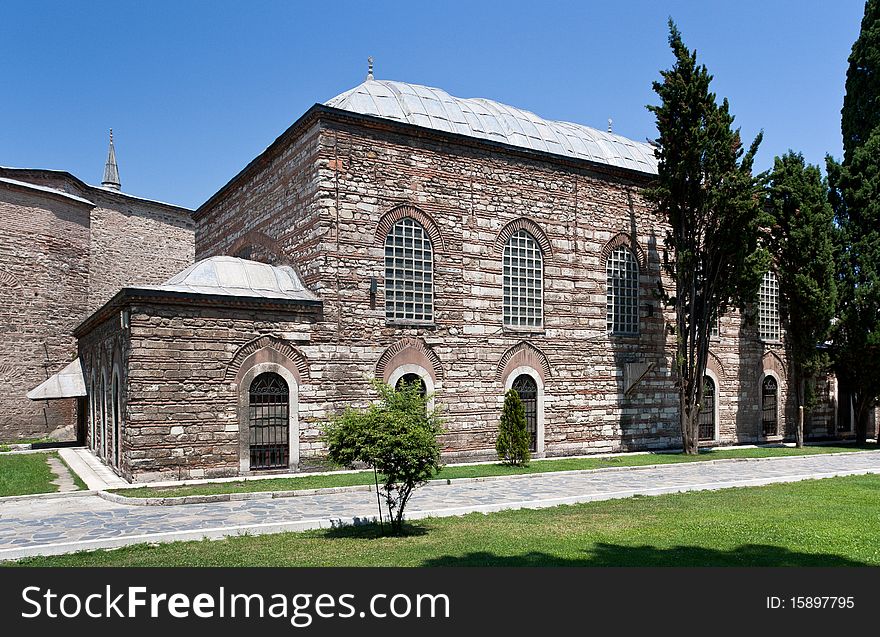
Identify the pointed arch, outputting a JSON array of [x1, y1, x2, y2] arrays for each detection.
[[375, 204, 445, 251], [495, 218, 552, 257], [375, 337, 444, 383], [496, 341, 552, 384], [225, 335, 310, 382], [230, 230, 283, 265], [600, 231, 647, 270], [762, 350, 787, 380], [706, 351, 726, 380]]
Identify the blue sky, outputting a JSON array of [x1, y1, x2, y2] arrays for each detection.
[[0, 1, 867, 209]]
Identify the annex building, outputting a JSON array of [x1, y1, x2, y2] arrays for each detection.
[[15, 75, 875, 482]]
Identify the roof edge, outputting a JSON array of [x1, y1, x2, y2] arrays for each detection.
[[0, 167, 193, 215], [194, 104, 655, 220], [73, 287, 323, 338]]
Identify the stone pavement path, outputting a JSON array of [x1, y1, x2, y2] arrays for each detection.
[[1, 451, 879, 561], [45, 455, 78, 493]]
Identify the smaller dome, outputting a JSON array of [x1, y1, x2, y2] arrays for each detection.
[[149, 256, 318, 301]]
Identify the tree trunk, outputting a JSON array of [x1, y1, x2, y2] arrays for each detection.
[[680, 396, 699, 455], [854, 395, 868, 446], [796, 406, 804, 448]]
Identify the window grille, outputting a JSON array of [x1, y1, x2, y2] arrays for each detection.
[[698, 376, 716, 441], [384, 217, 434, 323], [606, 246, 639, 335], [758, 271, 780, 341], [762, 376, 778, 436], [503, 229, 543, 327], [249, 372, 290, 470], [511, 374, 538, 452]]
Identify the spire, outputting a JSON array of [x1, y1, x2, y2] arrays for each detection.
[[102, 129, 121, 191], [608, 118, 613, 133], [367, 56, 374, 81]]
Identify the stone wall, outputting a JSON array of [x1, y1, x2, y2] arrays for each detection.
[[88, 191, 195, 312], [0, 169, 194, 441], [115, 302, 321, 482], [0, 184, 90, 440], [193, 114, 798, 466]]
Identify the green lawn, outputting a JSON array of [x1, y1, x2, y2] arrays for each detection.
[[113, 444, 873, 499], [13, 474, 880, 567], [0, 453, 61, 497]]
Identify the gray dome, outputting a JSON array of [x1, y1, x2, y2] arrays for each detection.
[[326, 79, 658, 175], [147, 256, 318, 301]]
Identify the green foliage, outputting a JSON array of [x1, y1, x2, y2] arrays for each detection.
[[827, 128, 880, 442], [644, 20, 768, 453], [496, 389, 531, 466], [842, 0, 880, 161], [324, 378, 443, 533], [765, 152, 837, 419]]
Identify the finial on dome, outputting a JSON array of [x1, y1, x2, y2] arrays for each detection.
[[608, 118, 613, 133], [367, 56, 374, 81]]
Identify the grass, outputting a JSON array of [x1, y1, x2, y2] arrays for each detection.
[[12, 473, 880, 567], [0, 452, 60, 497], [112, 444, 874, 499]]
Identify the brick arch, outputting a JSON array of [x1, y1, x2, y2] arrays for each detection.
[[600, 232, 647, 270], [707, 351, 726, 380], [225, 335, 310, 382], [495, 218, 553, 257], [762, 350, 787, 380], [375, 338, 444, 383], [0, 271, 21, 291], [230, 230, 283, 265], [496, 341, 552, 384], [375, 204, 445, 251]]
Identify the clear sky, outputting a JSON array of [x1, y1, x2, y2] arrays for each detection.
[[0, 0, 867, 210]]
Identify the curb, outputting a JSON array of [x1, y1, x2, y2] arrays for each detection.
[[96, 449, 880, 507]]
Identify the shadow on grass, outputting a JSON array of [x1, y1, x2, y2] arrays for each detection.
[[420, 543, 870, 567], [323, 521, 429, 540]]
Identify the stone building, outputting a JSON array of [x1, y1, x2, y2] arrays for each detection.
[[68, 78, 873, 482], [1, 135, 194, 441]]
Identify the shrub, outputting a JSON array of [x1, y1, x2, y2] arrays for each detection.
[[325, 378, 443, 534], [496, 389, 531, 466]]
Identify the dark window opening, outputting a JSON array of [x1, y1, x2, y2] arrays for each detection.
[[511, 374, 538, 452], [249, 372, 290, 470], [698, 376, 716, 441], [762, 376, 778, 436]]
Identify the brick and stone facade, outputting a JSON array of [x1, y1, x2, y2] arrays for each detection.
[[0, 168, 194, 441], [72, 80, 875, 482]]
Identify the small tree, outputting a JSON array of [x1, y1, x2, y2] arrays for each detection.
[[325, 379, 443, 534], [496, 389, 531, 466]]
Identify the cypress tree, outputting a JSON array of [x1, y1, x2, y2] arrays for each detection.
[[645, 20, 769, 454], [842, 0, 880, 162], [496, 389, 531, 466], [765, 152, 837, 446]]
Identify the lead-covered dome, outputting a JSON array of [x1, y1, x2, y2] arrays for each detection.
[[147, 256, 319, 301], [326, 79, 658, 174]]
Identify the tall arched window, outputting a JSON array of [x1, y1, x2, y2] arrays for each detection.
[[698, 376, 716, 441], [511, 373, 538, 452], [384, 217, 434, 323], [395, 372, 427, 397], [248, 372, 290, 470], [762, 376, 778, 436], [758, 271, 780, 341], [100, 372, 107, 459], [606, 246, 639, 335], [503, 229, 543, 328], [112, 372, 121, 468], [89, 372, 96, 451]]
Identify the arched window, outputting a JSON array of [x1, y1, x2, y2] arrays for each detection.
[[395, 372, 427, 397], [112, 372, 121, 468], [100, 372, 107, 459], [384, 217, 434, 323], [606, 246, 639, 335], [511, 373, 538, 452], [503, 229, 543, 328], [89, 373, 96, 451], [758, 271, 780, 341], [698, 376, 716, 441], [248, 372, 290, 470], [762, 376, 778, 436]]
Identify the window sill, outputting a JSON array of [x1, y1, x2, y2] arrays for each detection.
[[385, 321, 437, 329], [503, 326, 545, 336]]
